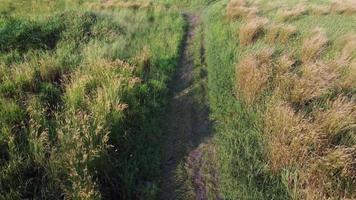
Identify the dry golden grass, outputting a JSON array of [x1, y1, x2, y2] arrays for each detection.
[[265, 23, 297, 44], [239, 17, 268, 46], [310, 5, 331, 15], [272, 54, 296, 97], [276, 54, 295, 75], [290, 61, 337, 104], [331, 0, 356, 14], [330, 34, 356, 91], [235, 49, 273, 106], [314, 96, 356, 141], [279, 25, 298, 43], [279, 3, 307, 21], [257, 47, 275, 64], [337, 60, 356, 90], [338, 33, 356, 62], [265, 23, 280, 44], [227, 0, 259, 19], [264, 100, 317, 172], [306, 146, 356, 200], [301, 28, 329, 63]]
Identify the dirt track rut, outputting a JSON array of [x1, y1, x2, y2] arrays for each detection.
[[160, 13, 219, 200]]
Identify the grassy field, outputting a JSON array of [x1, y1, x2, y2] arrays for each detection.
[[0, 0, 355, 199], [204, 0, 355, 199], [0, 0, 185, 199]]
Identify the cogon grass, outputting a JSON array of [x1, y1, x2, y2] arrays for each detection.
[[337, 60, 356, 91], [310, 5, 331, 15]]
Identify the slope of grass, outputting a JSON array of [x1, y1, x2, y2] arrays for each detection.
[[0, 2, 185, 199]]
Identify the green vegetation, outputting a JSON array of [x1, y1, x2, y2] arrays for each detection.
[[1, 0, 355, 199], [0, 1, 184, 199], [204, 0, 355, 199]]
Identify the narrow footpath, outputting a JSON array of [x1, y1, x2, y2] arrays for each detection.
[[161, 13, 221, 200]]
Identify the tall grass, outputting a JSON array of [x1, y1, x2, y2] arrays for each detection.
[[0, 1, 185, 199], [204, 0, 356, 199]]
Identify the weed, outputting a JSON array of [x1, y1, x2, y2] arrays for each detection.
[[306, 146, 356, 199]]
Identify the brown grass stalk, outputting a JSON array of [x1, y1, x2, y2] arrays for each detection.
[[314, 96, 356, 141], [279, 3, 307, 21], [239, 17, 268, 46], [290, 61, 337, 104], [331, 0, 356, 14], [306, 146, 356, 199], [266, 23, 297, 44], [264, 100, 317, 172], [235, 49, 273, 106], [227, 0, 259, 19], [301, 28, 328, 63]]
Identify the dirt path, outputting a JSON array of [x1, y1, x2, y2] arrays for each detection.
[[160, 13, 221, 200]]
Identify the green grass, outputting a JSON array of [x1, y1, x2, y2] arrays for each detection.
[[1, 0, 355, 199], [203, 0, 356, 199], [0, 2, 185, 199], [203, 2, 290, 199]]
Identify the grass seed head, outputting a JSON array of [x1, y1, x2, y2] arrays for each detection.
[[290, 61, 336, 104], [264, 101, 317, 172], [301, 28, 329, 63], [279, 3, 307, 21], [235, 50, 272, 106], [314, 96, 356, 141], [239, 17, 269, 46]]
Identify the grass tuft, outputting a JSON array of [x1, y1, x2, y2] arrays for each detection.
[[290, 61, 337, 104], [239, 17, 268, 46], [279, 3, 307, 21], [306, 146, 356, 199], [227, 0, 258, 19], [235, 49, 273, 106], [301, 28, 329, 63], [330, 0, 356, 14], [264, 100, 317, 173], [265, 23, 297, 44], [314, 96, 356, 142]]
